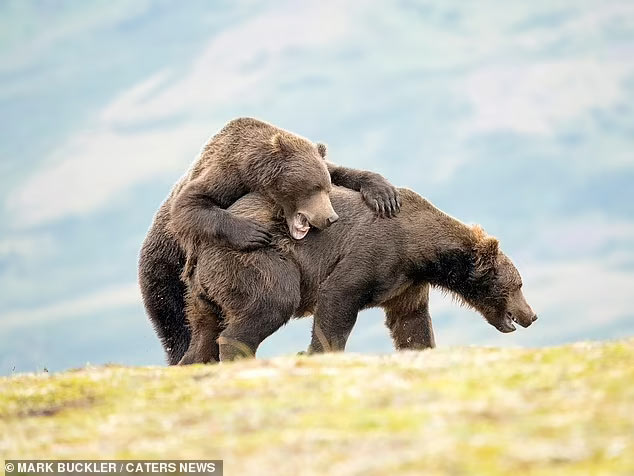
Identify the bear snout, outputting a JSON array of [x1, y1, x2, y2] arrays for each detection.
[[325, 212, 339, 227], [504, 288, 536, 329], [295, 190, 338, 230], [507, 310, 536, 328]]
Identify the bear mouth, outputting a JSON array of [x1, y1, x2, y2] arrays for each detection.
[[289, 212, 310, 240], [495, 313, 517, 333]]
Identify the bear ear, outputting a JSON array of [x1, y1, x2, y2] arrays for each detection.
[[271, 133, 294, 156], [473, 227, 499, 276], [316, 142, 327, 159], [477, 236, 499, 261]]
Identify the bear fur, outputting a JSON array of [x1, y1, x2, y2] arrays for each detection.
[[139, 118, 401, 364], [181, 186, 537, 363]]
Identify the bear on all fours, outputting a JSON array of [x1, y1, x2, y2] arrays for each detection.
[[182, 186, 538, 363]]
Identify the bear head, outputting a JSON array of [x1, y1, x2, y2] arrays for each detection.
[[464, 228, 537, 333], [265, 133, 338, 240]]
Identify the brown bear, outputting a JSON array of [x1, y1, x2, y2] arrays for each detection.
[[138, 118, 400, 364], [181, 186, 537, 363]]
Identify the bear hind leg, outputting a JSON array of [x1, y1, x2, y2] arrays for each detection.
[[179, 291, 223, 365], [218, 305, 294, 361]]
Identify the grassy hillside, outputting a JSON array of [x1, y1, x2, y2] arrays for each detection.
[[1, 340, 633, 475]]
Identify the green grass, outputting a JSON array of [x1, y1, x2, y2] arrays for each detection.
[[2, 340, 634, 475]]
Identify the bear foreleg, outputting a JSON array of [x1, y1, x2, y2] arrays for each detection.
[[383, 283, 436, 350]]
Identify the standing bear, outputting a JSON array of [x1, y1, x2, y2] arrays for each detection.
[[139, 118, 400, 364], [181, 187, 538, 363]]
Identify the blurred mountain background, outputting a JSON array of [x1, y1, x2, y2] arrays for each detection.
[[1, 0, 633, 374]]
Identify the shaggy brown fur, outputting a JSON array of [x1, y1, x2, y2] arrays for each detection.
[[181, 187, 537, 363], [139, 118, 400, 364]]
